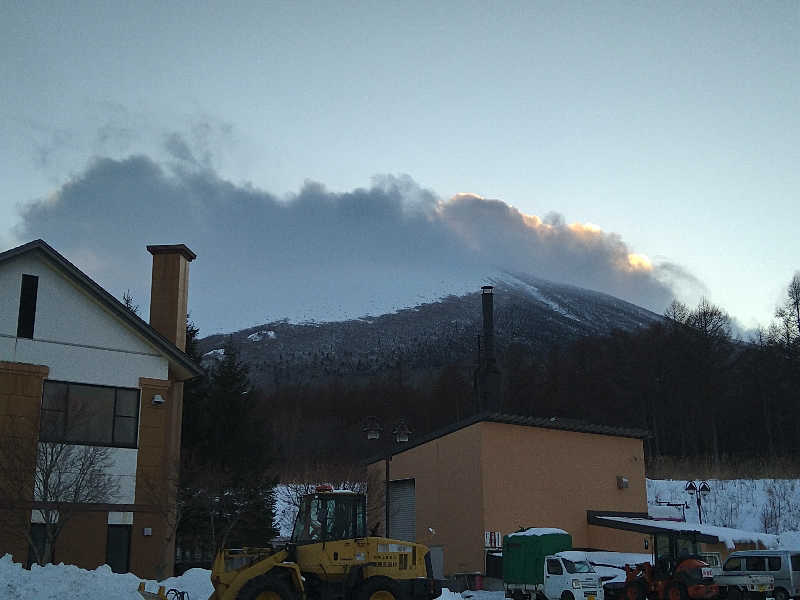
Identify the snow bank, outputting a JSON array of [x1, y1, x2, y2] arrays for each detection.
[[557, 551, 652, 584], [460, 590, 505, 600], [647, 479, 800, 534], [600, 516, 779, 550], [778, 531, 800, 549], [508, 528, 568, 537], [0, 554, 213, 600]]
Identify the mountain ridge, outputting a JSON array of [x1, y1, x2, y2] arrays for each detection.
[[197, 272, 662, 391]]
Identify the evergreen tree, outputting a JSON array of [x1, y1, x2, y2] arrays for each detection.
[[178, 325, 277, 565]]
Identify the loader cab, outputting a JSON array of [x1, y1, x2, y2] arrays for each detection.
[[653, 533, 705, 577], [291, 486, 367, 545]]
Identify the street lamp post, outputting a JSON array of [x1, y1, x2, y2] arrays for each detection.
[[363, 416, 411, 538], [685, 480, 711, 525]]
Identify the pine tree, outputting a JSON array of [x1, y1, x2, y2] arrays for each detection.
[[178, 326, 277, 564]]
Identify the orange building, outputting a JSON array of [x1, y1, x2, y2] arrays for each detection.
[[0, 240, 202, 579], [366, 414, 650, 579]]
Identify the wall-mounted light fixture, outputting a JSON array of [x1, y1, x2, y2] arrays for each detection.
[[152, 394, 165, 405], [617, 476, 630, 489]]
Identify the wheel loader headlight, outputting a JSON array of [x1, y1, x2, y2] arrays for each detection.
[[572, 580, 582, 589]]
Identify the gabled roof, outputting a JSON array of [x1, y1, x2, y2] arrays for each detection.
[[366, 412, 651, 464], [0, 239, 203, 380]]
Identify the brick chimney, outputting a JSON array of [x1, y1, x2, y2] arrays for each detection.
[[146, 244, 196, 351]]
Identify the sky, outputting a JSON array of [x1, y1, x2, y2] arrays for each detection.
[[1, 2, 798, 333]]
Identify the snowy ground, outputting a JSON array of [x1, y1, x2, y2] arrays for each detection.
[[0, 555, 473, 600], [7, 478, 800, 599], [0, 554, 213, 600]]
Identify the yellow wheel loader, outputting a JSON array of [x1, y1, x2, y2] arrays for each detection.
[[209, 486, 442, 600]]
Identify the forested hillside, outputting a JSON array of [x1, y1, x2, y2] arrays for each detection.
[[193, 273, 800, 476]]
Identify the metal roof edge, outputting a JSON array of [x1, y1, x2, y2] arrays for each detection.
[[586, 511, 720, 544], [364, 411, 650, 465]]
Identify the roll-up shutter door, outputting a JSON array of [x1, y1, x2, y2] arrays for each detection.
[[388, 478, 415, 541]]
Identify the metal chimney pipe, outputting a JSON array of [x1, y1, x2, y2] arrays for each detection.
[[481, 285, 495, 365]]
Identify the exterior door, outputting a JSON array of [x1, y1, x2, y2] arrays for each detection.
[[429, 546, 445, 580], [106, 525, 132, 573], [388, 478, 416, 541], [545, 557, 565, 600]]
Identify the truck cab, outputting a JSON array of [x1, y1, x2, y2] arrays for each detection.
[[546, 555, 605, 600], [503, 529, 603, 600]]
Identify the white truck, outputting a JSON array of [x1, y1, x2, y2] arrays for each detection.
[[503, 529, 604, 600]]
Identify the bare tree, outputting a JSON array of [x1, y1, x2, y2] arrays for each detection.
[[0, 419, 119, 565], [787, 272, 800, 337]]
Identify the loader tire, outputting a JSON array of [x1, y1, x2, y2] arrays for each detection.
[[665, 583, 688, 600], [561, 592, 575, 600], [238, 574, 295, 600], [624, 582, 646, 600], [774, 589, 789, 600], [358, 576, 403, 600]]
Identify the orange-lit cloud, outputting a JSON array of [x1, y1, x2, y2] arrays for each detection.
[[14, 147, 691, 329]]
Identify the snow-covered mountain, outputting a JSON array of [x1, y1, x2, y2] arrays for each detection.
[[199, 272, 661, 390]]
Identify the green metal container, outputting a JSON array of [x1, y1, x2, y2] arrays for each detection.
[[502, 529, 573, 585]]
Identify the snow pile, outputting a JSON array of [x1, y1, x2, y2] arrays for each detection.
[[557, 551, 652, 584], [0, 554, 213, 600], [508, 527, 568, 537], [599, 516, 779, 550], [778, 531, 800, 549], [459, 590, 504, 600]]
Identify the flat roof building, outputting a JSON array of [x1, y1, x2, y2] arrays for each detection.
[[366, 413, 650, 579]]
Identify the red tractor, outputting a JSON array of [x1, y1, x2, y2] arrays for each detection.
[[623, 539, 719, 600]]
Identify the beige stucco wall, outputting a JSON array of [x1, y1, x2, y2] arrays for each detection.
[[369, 421, 648, 576], [367, 423, 485, 575], [480, 422, 647, 552]]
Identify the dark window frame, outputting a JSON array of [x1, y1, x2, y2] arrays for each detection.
[[547, 558, 564, 575], [39, 380, 140, 449], [724, 557, 742, 572], [745, 556, 766, 571], [791, 554, 800, 572], [17, 274, 39, 339]]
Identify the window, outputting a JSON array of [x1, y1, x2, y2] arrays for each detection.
[[676, 538, 700, 558], [547, 559, 564, 575], [40, 381, 140, 448], [724, 557, 742, 571], [563, 559, 593, 574], [291, 493, 366, 544], [745, 557, 766, 571], [791, 555, 800, 572], [17, 274, 39, 339], [768, 556, 781, 571]]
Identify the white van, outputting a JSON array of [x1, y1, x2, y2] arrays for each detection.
[[722, 551, 800, 600]]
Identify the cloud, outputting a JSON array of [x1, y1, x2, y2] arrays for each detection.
[[11, 139, 689, 331]]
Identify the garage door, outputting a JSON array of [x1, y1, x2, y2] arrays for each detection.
[[388, 478, 415, 541]]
